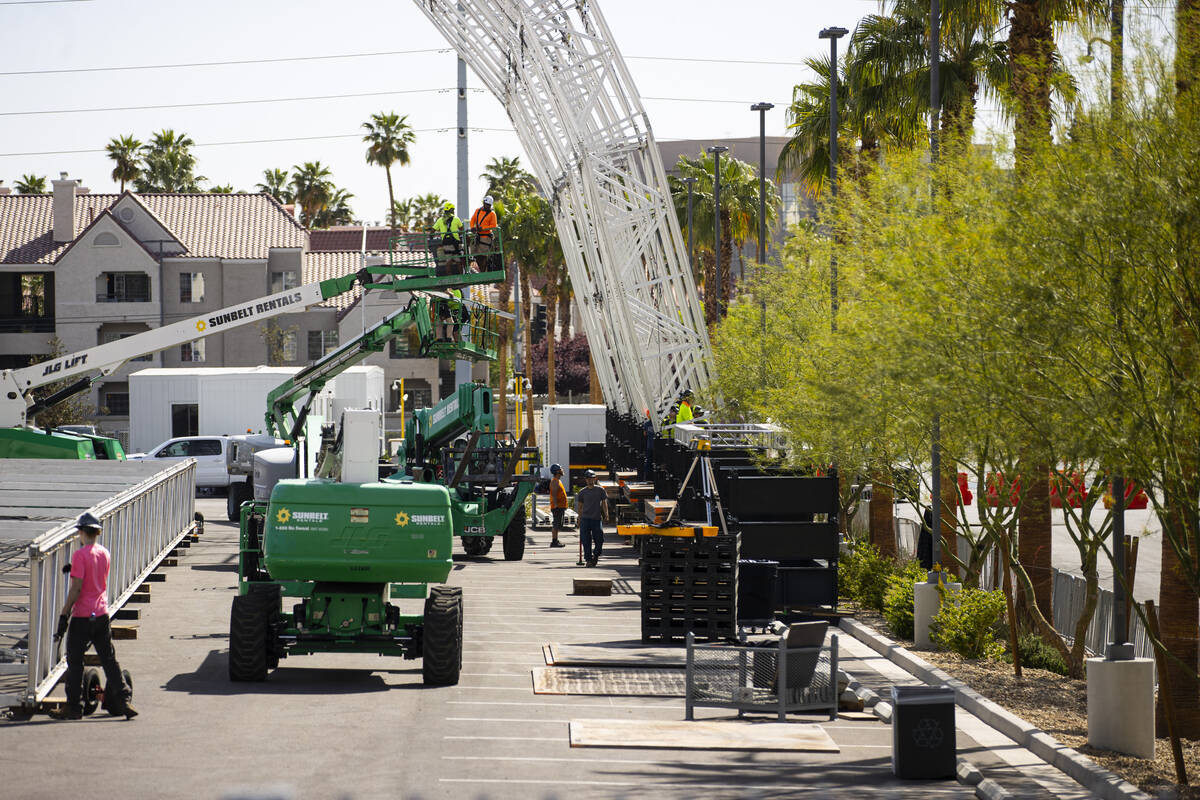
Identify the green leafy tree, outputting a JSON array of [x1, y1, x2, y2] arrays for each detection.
[[394, 193, 446, 231], [134, 129, 205, 192], [28, 337, 98, 427], [14, 174, 47, 194], [105, 135, 142, 192], [256, 168, 294, 204], [290, 161, 333, 228], [480, 155, 537, 201], [362, 112, 415, 230], [208, 184, 235, 194], [311, 187, 355, 229]]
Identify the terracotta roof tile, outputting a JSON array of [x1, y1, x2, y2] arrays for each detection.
[[309, 227, 398, 252], [0, 192, 306, 264], [303, 251, 366, 313]]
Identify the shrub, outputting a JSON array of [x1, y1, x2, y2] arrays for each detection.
[[931, 587, 1007, 660], [882, 561, 928, 639], [1006, 632, 1069, 676], [838, 541, 894, 611]]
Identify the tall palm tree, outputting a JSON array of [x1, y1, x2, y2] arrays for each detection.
[[14, 174, 47, 194], [481, 155, 537, 201], [312, 188, 355, 229], [135, 129, 204, 192], [290, 161, 333, 228], [256, 168, 294, 204], [105, 135, 142, 192], [362, 112, 415, 230], [407, 192, 447, 230]]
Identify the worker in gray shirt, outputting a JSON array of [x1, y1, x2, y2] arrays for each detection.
[[574, 469, 610, 567]]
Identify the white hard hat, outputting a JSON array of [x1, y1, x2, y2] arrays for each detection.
[[483, 195, 494, 205]]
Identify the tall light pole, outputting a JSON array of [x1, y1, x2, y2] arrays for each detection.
[[929, 2, 943, 576], [750, 102, 774, 264], [706, 145, 728, 317], [819, 26, 848, 333], [684, 176, 697, 279]]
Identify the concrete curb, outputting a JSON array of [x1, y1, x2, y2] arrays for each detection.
[[839, 617, 1153, 800]]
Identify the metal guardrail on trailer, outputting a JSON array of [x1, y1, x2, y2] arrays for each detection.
[[20, 459, 197, 707]]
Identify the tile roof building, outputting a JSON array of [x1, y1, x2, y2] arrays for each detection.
[[0, 177, 478, 444]]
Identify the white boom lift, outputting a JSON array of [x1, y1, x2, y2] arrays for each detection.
[[414, 0, 712, 426]]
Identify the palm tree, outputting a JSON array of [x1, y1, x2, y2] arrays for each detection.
[[290, 161, 333, 228], [669, 153, 779, 324], [135, 129, 204, 192], [256, 168, 294, 204], [390, 198, 416, 230], [409, 192, 447, 230], [481, 156, 537, 201], [311, 187, 355, 229], [14, 174, 47, 194], [362, 112, 415, 230], [105, 135, 142, 192]]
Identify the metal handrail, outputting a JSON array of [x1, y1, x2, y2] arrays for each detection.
[[23, 459, 197, 706]]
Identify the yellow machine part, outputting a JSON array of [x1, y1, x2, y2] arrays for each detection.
[[616, 524, 719, 538]]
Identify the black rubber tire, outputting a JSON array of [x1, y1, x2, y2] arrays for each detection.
[[228, 592, 272, 681], [462, 536, 494, 556], [502, 506, 526, 562], [226, 481, 251, 522], [422, 586, 463, 687], [82, 668, 101, 716]]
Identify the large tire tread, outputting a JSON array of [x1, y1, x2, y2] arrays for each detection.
[[462, 536, 494, 556], [422, 586, 463, 686], [502, 506, 527, 561], [229, 591, 272, 681]]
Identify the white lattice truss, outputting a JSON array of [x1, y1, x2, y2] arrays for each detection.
[[414, 0, 712, 424]]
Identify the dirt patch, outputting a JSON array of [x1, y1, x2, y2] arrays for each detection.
[[851, 607, 1200, 798]]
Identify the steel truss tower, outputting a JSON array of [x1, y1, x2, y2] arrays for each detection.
[[414, 0, 711, 424]]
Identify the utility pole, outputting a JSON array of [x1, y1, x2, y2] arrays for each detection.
[[929, 1, 942, 574], [455, 45, 471, 388]]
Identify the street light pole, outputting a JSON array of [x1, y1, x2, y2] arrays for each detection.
[[929, 2, 943, 576], [819, 27, 848, 333], [706, 145, 729, 318], [750, 103, 774, 264]]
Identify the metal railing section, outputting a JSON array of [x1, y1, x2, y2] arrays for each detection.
[[23, 459, 197, 706]]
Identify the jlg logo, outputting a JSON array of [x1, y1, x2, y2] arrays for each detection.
[[42, 354, 87, 376]]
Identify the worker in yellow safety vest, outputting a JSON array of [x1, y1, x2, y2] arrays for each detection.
[[674, 389, 695, 425], [432, 201, 464, 276]]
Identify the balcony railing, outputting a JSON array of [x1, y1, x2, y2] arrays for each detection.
[[0, 316, 54, 333], [96, 292, 151, 303]]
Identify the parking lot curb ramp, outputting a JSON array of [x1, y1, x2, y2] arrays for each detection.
[[839, 617, 1153, 800]]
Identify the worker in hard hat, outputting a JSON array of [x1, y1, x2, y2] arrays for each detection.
[[469, 195, 498, 273], [674, 389, 695, 425], [51, 512, 137, 720], [432, 201, 465, 276], [548, 463, 567, 548]]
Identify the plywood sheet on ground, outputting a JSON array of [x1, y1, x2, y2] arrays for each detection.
[[545, 641, 687, 668], [532, 666, 686, 696], [568, 718, 839, 752]]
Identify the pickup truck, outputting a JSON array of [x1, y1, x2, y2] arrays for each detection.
[[127, 435, 232, 492]]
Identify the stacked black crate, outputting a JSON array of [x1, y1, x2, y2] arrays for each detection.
[[568, 441, 606, 487], [725, 473, 840, 616], [640, 534, 738, 643]]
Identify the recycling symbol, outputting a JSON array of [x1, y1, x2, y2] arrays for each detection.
[[911, 717, 944, 749]]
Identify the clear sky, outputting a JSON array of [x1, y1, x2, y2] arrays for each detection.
[[0, 0, 1168, 222]]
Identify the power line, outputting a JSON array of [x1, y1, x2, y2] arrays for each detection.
[[0, 127, 516, 158], [627, 55, 806, 67], [0, 0, 90, 4], [0, 87, 482, 118], [0, 48, 447, 78]]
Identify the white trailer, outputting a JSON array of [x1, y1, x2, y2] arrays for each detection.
[[541, 404, 606, 490], [129, 366, 385, 453]]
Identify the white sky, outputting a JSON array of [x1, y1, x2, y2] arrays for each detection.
[[0, 0, 1171, 222]]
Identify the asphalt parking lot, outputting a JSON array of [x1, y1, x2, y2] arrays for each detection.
[[0, 498, 1015, 799]]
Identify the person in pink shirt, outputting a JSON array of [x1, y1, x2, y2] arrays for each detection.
[[51, 512, 137, 720]]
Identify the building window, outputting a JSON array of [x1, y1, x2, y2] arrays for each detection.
[[279, 331, 298, 362], [102, 388, 129, 416], [391, 378, 432, 413], [101, 330, 152, 362], [307, 330, 339, 361], [181, 340, 206, 363], [98, 272, 151, 303], [389, 329, 422, 359], [180, 272, 205, 303], [270, 270, 299, 294], [93, 232, 120, 247], [171, 403, 198, 437], [0, 272, 54, 333]]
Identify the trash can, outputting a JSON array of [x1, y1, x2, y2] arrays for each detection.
[[737, 559, 778, 623], [891, 684, 956, 779]]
